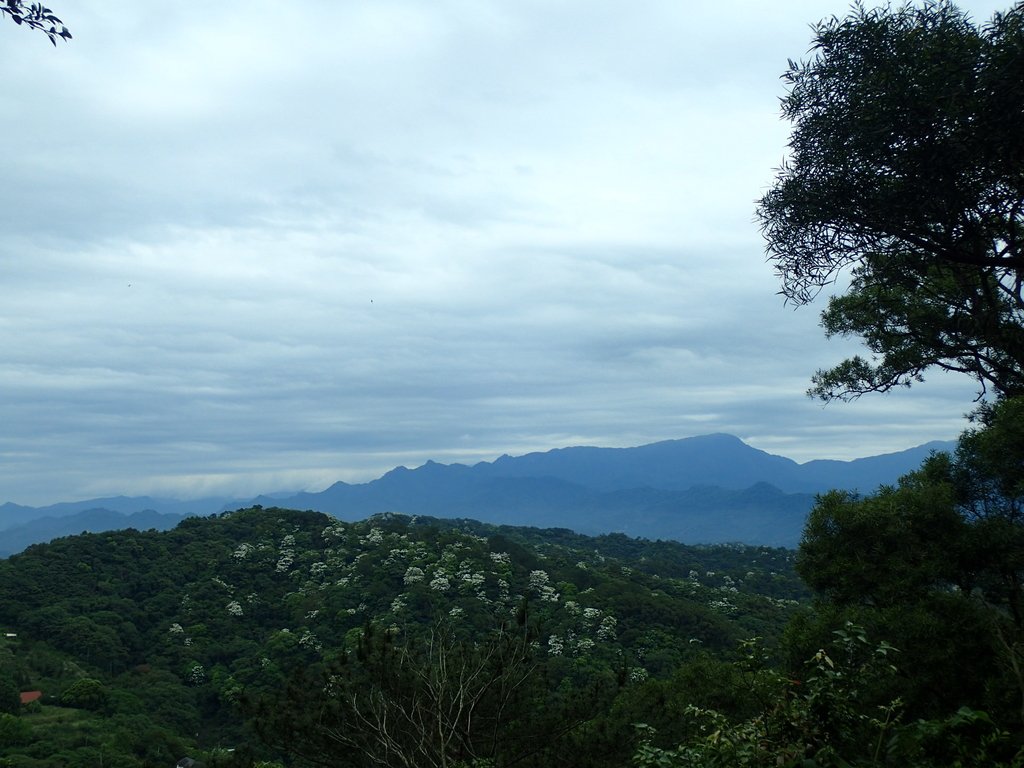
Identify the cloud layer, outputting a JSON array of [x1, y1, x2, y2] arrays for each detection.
[[0, 1, 992, 504]]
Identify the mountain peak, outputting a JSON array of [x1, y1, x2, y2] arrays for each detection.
[[1, 433, 956, 554]]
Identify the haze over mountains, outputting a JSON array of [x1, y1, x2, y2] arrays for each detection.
[[0, 433, 954, 556]]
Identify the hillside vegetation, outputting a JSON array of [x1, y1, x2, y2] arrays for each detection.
[[0, 508, 805, 766]]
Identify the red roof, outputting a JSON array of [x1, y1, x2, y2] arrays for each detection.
[[19, 691, 42, 705]]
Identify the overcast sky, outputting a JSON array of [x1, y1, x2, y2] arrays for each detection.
[[0, 1, 1000, 506]]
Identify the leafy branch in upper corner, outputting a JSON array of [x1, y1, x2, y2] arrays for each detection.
[[1, 1, 70, 45], [757, 1, 1024, 402]]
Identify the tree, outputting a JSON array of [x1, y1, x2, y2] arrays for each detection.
[[60, 677, 109, 711], [793, 463, 1000, 720], [796, 468, 967, 607], [795, 398, 1024, 724], [0, 675, 18, 716], [632, 627, 1021, 768], [951, 398, 1024, 722], [1, 1, 70, 44], [756, 2, 1024, 401], [251, 616, 599, 768], [0, 713, 32, 748], [338, 621, 542, 767]]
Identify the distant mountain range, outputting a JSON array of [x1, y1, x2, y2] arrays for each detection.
[[0, 433, 954, 555]]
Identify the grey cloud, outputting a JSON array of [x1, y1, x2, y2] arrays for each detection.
[[0, 0, 998, 504]]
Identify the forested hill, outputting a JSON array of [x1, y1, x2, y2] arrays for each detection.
[[0, 506, 805, 767]]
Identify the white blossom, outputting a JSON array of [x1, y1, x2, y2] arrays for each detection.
[[187, 663, 205, 686], [362, 528, 384, 545], [384, 548, 408, 565], [403, 566, 425, 585], [429, 573, 451, 592], [276, 551, 295, 572], [226, 600, 243, 617], [310, 562, 328, 578], [597, 616, 617, 640], [708, 598, 736, 614], [322, 523, 346, 539], [212, 576, 233, 591]]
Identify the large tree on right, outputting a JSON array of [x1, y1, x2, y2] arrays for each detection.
[[757, 1, 1024, 401], [794, 398, 1024, 726]]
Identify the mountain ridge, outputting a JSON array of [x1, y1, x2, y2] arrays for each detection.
[[0, 433, 955, 553], [340, 433, 952, 495]]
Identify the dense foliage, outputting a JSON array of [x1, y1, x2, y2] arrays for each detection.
[[792, 398, 1024, 724], [1, 485, 1016, 766], [757, 1, 1024, 401], [0, 510, 805, 766], [628, 400, 1024, 767]]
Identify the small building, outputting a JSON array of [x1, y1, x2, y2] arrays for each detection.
[[19, 691, 42, 705]]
